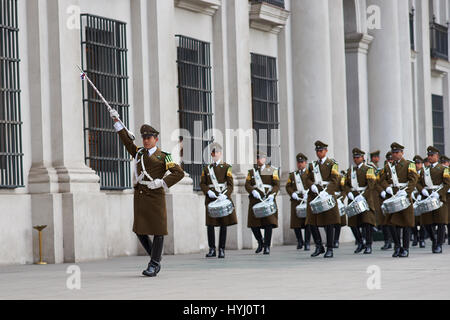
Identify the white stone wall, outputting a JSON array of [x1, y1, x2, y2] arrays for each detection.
[[2, 0, 450, 265]]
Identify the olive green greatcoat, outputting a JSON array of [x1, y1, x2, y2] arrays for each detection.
[[118, 129, 185, 235], [199, 162, 238, 227], [378, 158, 419, 227], [245, 165, 280, 228]]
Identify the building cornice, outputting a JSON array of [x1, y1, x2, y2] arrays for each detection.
[[174, 0, 221, 16], [249, 2, 290, 35]]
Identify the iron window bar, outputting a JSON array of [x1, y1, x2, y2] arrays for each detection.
[[176, 35, 213, 191], [430, 17, 449, 61], [80, 14, 131, 190], [250, 53, 281, 168], [0, 0, 24, 189]]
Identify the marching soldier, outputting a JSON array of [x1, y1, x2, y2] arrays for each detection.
[[333, 171, 348, 249], [416, 147, 450, 253], [245, 151, 280, 255], [341, 148, 377, 254], [375, 152, 394, 250], [286, 153, 312, 251], [378, 143, 419, 258], [111, 115, 185, 277], [411, 155, 426, 248], [200, 143, 238, 259], [368, 150, 381, 170], [442, 155, 450, 245], [305, 141, 341, 258]]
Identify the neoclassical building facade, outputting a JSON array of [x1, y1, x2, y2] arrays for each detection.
[[1, 0, 449, 265]]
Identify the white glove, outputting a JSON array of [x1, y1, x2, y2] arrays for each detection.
[[311, 185, 319, 194], [292, 193, 300, 201], [381, 191, 386, 199], [217, 194, 227, 201], [148, 179, 164, 189], [109, 108, 120, 120], [386, 187, 393, 196], [422, 189, 430, 198], [396, 190, 407, 198], [207, 190, 218, 199], [319, 191, 329, 199], [355, 194, 365, 202], [430, 192, 440, 200], [267, 194, 275, 202], [347, 193, 355, 201], [416, 195, 422, 201], [252, 190, 262, 200]]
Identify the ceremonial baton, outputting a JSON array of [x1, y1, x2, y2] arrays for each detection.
[[77, 65, 135, 141]]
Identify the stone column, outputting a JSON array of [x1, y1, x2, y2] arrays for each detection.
[[367, 0, 404, 156], [397, 0, 416, 159], [329, 0, 350, 168], [224, 0, 255, 249], [290, 0, 335, 157]]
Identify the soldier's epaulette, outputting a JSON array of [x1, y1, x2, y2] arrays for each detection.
[[227, 165, 233, 177], [136, 147, 146, 155], [162, 152, 176, 170], [444, 167, 450, 178], [408, 161, 417, 173]]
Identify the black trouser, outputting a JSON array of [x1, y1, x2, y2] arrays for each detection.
[[430, 224, 446, 246], [412, 226, 426, 241], [351, 226, 363, 245], [251, 226, 273, 247], [324, 225, 335, 249], [334, 225, 341, 243], [390, 226, 410, 249], [309, 225, 322, 247], [150, 236, 164, 266], [207, 226, 227, 250], [294, 228, 304, 244], [382, 225, 392, 244], [362, 223, 373, 245], [136, 234, 153, 256]]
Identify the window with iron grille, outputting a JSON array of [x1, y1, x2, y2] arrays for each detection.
[[251, 53, 281, 167], [430, 18, 448, 60], [80, 14, 131, 190], [409, 11, 415, 50], [176, 35, 213, 191], [0, 0, 24, 189], [432, 95, 445, 155]]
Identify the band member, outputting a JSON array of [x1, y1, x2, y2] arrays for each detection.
[[374, 152, 394, 250], [286, 153, 311, 251], [442, 156, 450, 245], [111, 115, 184, 277], [341, 148, 377, 254], [305, 141, 341, 258], [200, 143, 238, 259], [333, 171, 348, 249], [378, 143, 418, 258], [245, 151, 280, 255], [411, 155, 426, 248], [368, 150, 381, 170], [416, 147, 450, 253]]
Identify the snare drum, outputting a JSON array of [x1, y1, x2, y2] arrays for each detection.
[[381, 195, 411, 215], [310, 193, 336, 214], [337, 199, 346, 217], [414, 197, 442, 216], [208, 198, 234, 218], [296, 202, 307, 218], [345, 197, 370, 218], [253, 200, 277, 218]]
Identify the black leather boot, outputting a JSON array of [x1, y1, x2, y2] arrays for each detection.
[[381, 226, 392, 250], [252, 228, 264, 254], [218, 248, 225, 258], [436, 224, 445, 254], [136, 234, 152, 256], [205, 247, 216, 258], [324, 248, 333, 258], [354, 242, 365, 254], [392, 246, 401, 257], [294, 228, 303, 249], [364, 244, 372, 254], [381, 242, 392, 250], [255, 240, 264, 254], [412, 227, 418, 247], [399, 248, 409, 258], [304, 242, 310, 251], [143, 236, 164, 277], [263, 226, 273, 255], [263, 246, 270, 255], [426, 225, 437, 253], [311, 245, 325, 257], [333, 225, 341, 248], [304, 225, 311, 251]]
